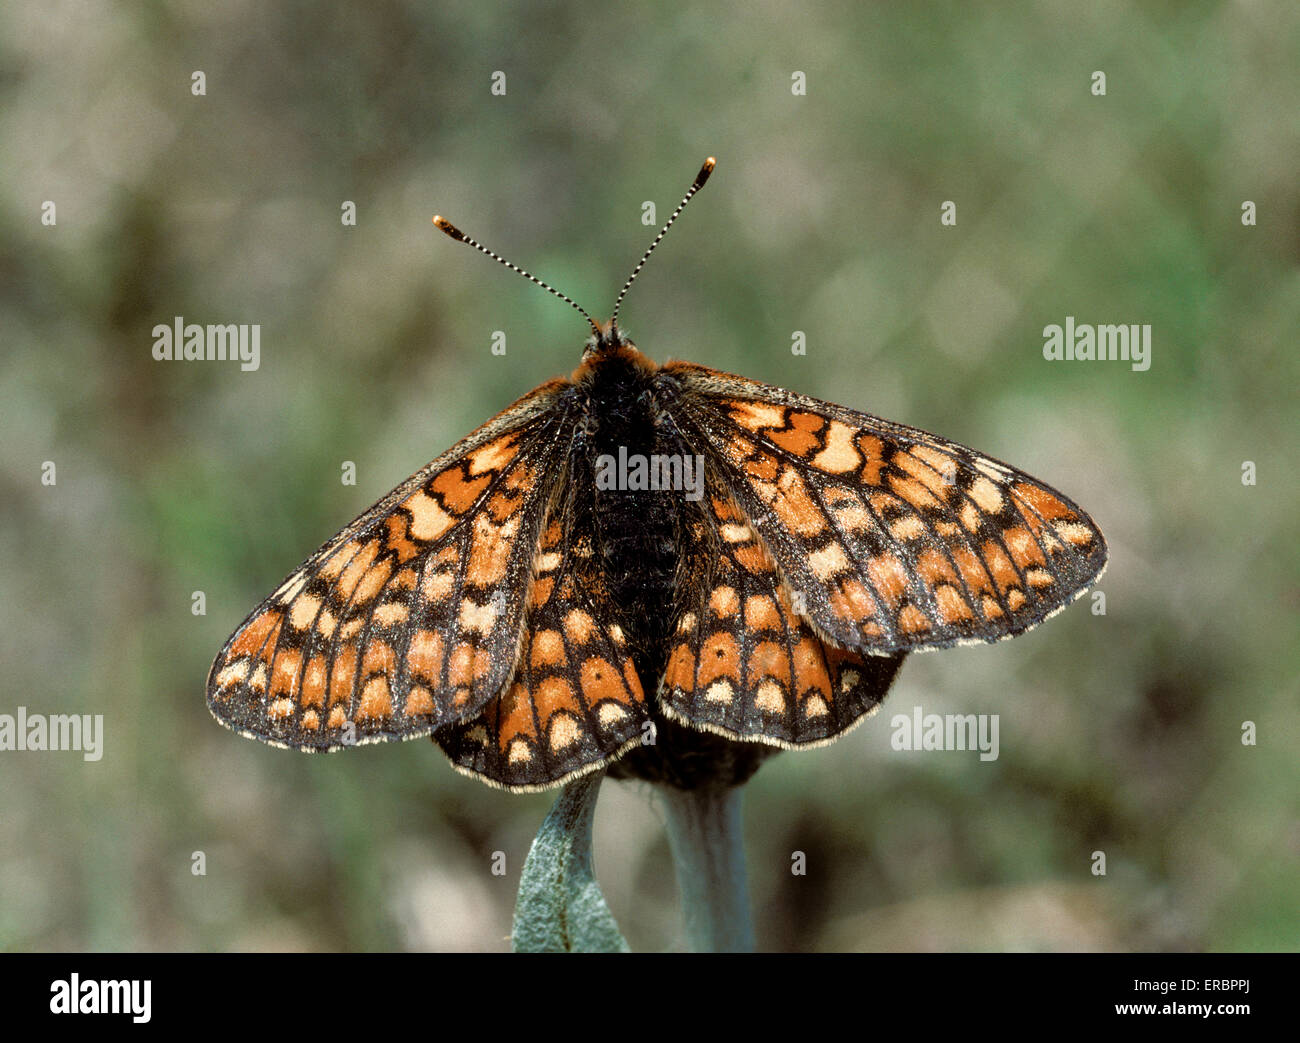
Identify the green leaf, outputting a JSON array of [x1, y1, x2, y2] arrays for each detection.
[[511, 772, 629, 953]]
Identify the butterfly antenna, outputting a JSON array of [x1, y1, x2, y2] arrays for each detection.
[[432, 215, 601, 338], [610, 156, 716, 330]]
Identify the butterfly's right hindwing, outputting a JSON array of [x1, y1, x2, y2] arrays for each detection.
[[658, 484, 905, 748], [206, 379, 577, 751]]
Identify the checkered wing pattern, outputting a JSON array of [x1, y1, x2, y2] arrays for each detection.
[[205, 380, 576, 751], [661, 488, 905, 747], [663, 363, 1108, 655], [436, 512, 649, 790]]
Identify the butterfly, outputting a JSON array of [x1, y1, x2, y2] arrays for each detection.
[[206, 158, 1107, 792]]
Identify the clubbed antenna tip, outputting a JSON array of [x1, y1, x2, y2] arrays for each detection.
[[432, 216, 466, 242], [611, 156, 717, 330]]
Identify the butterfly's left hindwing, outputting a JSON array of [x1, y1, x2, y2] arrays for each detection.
[[659, 362, 1108, 655], [435, 502, 650, 791], [206, 380, 577, 751]]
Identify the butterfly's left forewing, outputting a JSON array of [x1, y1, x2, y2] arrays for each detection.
[[206, 379, 577, 751], [660, 362, 1107, 655]]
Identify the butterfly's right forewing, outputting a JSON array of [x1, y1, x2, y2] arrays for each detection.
[[661, 362, 1107, 655], [206, 379, 577, 751]]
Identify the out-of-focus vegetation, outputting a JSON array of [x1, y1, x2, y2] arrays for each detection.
[[1, 1, 1296, 951]]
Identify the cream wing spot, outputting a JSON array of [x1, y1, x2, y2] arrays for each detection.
[[275, 571, 309, 603], [974, 458, 1012, 482], [755, 681, 785, 713], [1054, 521, 1096, 546], [548, 714, 582, 754], [729, 400, 786, 430], [1005, 527, 1038, 562], [889, 515, 926, 541], [597, 702, 629, 728], [708, 585, 740, 617], [811, 421, 862, 473], [705, 679, 735, 705], [404, 490, 456, 541], [215, 660, 249, 688], [807, 542, 850, 580], [833, 503, 873, 532], [968, 476, 1004, 513], [373, 602, 409, 626], [466, 437, 515, 476], [564, 609, 595, 642], [458, 598, 498, 635], [422, 570, 455, 601], [289, 594, 323, 630]]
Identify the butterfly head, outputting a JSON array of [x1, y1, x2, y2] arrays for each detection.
[[572, 319, 657, 380], [587, 318, 632, 355]]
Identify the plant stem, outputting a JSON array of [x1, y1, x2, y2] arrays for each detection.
[[658, 785, 755, 952]]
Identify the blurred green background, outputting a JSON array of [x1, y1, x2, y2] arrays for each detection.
[[2, 0, 1296, 952]]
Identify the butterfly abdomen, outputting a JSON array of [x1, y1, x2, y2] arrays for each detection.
[[577, 348, 685, 688]]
